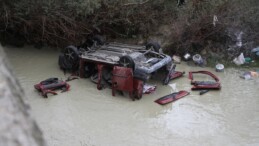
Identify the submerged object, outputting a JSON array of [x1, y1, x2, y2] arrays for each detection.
[[189, 71, 221, 90], [154, 90, 190, 105], [34, 78, 70, 98], [199, 90, 209, 95]]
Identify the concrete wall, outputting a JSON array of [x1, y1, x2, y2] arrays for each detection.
[[0, 45, 46, 146]]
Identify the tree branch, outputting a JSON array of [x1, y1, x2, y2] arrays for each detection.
[[123, 0, 150, 6]]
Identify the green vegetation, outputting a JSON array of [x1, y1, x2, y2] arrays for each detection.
[[0, 0, 259, 61]]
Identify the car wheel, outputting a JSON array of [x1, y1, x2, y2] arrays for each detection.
[[64, 45, 79, 61], [58, 54, 74, 70], [146, 42, 161, 53], [64, 45, 79, 69], [119, 56, 135, 70]]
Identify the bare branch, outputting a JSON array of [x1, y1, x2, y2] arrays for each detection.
[[123, 0, 150, 6]]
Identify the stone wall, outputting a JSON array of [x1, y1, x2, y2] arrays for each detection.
[[0, 44, 46, 146]]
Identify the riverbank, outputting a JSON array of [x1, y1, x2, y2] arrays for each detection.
[[4, 46, 259, 146]]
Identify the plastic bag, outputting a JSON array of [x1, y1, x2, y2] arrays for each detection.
[[192, 54, 204, 65], [233, 53, 245, 65], [143, 84, 156, 94]]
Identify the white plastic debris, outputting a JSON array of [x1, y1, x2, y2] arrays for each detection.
[[240, 72, 252, 80], [251, 47, 259, 56], [213, 15, 218, 27], [168, 83, 177, 93], [215, 63, 224, 72], [172, 55, 181, 64], [236, 31, 243, 47], [183, 53, 191, 61], [143, 84, 156, 94], [251, 47, 259, 53], [233, 53, 245, 65]]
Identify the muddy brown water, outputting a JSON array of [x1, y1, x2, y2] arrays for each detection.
[[4, 46, 259, 146]]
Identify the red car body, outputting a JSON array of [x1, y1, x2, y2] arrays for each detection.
[[34, 78, 70, 98]]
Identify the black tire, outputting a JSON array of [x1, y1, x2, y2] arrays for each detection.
[[146, 42, 161, 52], [58, 54, 73, 70], [64, 45, 80, 70], [64, 45, 79, 61], [119, 56, 135, 70]]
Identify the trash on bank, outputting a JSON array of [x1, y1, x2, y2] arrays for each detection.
[[240, 72, 252, 80], [240, 71, 259, 80], [34, 78, 70, 98], [172, 55, 181, 64], [183, 53, 191, 61], [249, 71, 258, 77], [251, 47, 259, 53], [244, 57, 252, 63], [192, 54, 205, 66], [251, 47, 259, 57], [215, 63, 224, 72], [143, 84, 156, 94], [233, 53, 245, 65], [154, 90, 190, 105]]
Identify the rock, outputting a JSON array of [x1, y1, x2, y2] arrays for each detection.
[[0, 44, 46, 146]]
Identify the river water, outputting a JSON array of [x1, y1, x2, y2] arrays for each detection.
[[4, 46, 259, 146]]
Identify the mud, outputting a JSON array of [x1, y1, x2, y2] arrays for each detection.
[[4, 46, 259, 146]]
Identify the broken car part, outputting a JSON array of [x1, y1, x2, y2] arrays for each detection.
[[154, 90, 190, 105], [34, 78, 70, 98], [189, 71, 221, 90]]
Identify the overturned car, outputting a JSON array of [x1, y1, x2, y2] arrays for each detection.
[[59, 36, 173, 81]]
